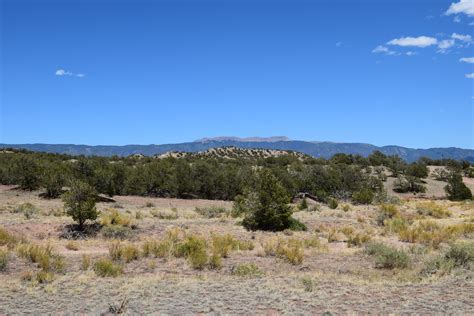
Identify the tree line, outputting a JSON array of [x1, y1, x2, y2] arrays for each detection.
[[0, 148, 472, 203]]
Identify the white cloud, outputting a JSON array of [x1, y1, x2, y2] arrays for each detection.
[[460, 57, 474, 63], [406, 51, 417, 56], [372, 45, 397, 55], [55, 68, 85, 78], [466, 73, 474, 78], [438, 39, 455, 52], [387, 36, 438, 48], [55, 69, 73, 76], [446, 0, 474, 17], [454, 15, 462, 22], [452, 32, 472, 42]]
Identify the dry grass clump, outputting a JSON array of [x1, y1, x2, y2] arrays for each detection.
[[35, 270, 54, 284], [398, 221, 473, 249], [0, 228, 20, 249], [175, 235, 208, 269], [16, 243, 65, 272], [150, 209, 178, 220], [194, 206, 229, 218], [142, 239, 174, 258], [384, 217, 410, 234], [416, 202, 451, 218], [100, 209, 132, 227], [232, 263, 263, 277], [100, 209, 135, 239], [398, 221, 449, 249], [93, 258, 123, 277], [0, 249, 9, 271], [341, 204, 351, 212], [141, 231, 253, 270], [13, 203, 38, 219], [65, 241, 79, 251], [81, 254, 91, 271], [303, 234, 327, 251], [376, 204, 400, 226], [109, 242, 140, 263], [211, 234, 254, 258], [347, 232, 372, 248], [365, 242, 410, 269], [301, 276, 314, 292], [263, 238, 304, 265]]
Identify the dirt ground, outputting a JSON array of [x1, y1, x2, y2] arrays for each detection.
[[1, 179, 474, 314]]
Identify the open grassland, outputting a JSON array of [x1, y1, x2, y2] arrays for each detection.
[[1, 185, 473, 314]]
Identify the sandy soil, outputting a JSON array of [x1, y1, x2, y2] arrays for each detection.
[[0, 182, 473, 314]]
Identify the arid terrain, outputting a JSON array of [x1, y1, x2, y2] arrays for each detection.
[[1, 169, 473, 315]]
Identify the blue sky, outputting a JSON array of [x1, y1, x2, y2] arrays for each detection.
[[1, 0, 473, 148]]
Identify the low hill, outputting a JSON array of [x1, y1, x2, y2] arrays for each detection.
[[155, 146, 308, 160]]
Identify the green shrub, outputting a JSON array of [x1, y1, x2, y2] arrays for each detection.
[[421, 243, 474, 277], [298, 198, 308, 210], [288, 218, 307, 231], [393, 176, 426, 193], [62, 180, 98, 229], [93, 258, 123, 277], [444, 242, 474, 267], [301, 277, 313, 292], [365, 242, 409, 269], [241, 169, 296, 232], [327, 198, 338, 209], [232, 263, 262, 277], [352, 188, 374, 205], [42, 168, 65, 199], [188, 249, 208, 270], [445, 173, 472, 201]]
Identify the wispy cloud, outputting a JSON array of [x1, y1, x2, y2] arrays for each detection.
[[55, 68, 85, 78], [437, 39, 455, 53], [446, 0, 474, 17], [372, 45, 397, 55], [387, 36, 438, 48], [55, 69, 73, 76], [452, 32, 472, 42], [460, 57, 474, 63], [466, 73, 474, 78]]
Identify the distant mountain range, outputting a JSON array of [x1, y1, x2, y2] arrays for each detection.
[[1, 137, 473, 162]]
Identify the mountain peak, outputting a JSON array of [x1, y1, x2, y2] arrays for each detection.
[[194, 136, 290, 143]]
